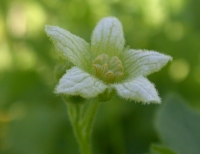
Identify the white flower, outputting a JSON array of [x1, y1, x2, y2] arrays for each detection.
[[45, 17, 172, 104]]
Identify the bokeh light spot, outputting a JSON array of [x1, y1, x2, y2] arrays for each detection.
[[7, 2, 27, 38], [143, 0, 167, 26], [25, 1, 47, 37], [169, 59, 190, 82]]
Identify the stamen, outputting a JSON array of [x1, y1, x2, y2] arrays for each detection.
[[92, 54, 124, 83]]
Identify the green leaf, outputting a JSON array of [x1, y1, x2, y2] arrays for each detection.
[[155, 95, 200, 154], [112, 76, 161, 104], [151, 144, 177, 154], [45, 25, 91, 70], [122, 49, 172, 78], [55, 67, 108, 98], [91, 17, 125, 58]]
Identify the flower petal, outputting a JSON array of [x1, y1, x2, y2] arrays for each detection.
[[113, 77, 161, 104], [122, 49, 172, 78], [45, 25, 91, 70], [55, 67, 108, 98], [91, 17, 125, 57]]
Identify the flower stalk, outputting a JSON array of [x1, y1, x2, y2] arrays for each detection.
[[67, 99, 100, 154]]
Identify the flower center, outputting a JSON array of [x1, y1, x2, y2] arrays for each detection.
[[92, 54, 124, 83]]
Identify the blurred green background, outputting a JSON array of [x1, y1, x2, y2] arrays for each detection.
[[0, 0, 200, 154]]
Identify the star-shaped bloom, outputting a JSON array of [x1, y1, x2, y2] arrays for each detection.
[[45, 17, 172, 104]]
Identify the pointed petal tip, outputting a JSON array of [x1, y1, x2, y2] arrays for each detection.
[[168, 55, 173, 62], [142, 97, 161, 105], [44, 25, 58, 36], [121, 94, 162, 105], [100, 16, 120, 22], [161, 54, 173, 68], [44, 25, 53, 32], [162, 53, 173, 61], [44, 25, 91, 70]]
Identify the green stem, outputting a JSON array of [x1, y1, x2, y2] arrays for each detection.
[[81, 100, 101, 139], [67, 99, 100, 154]]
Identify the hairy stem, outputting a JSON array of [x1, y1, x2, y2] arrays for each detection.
[[67, 99, 100, 154]]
